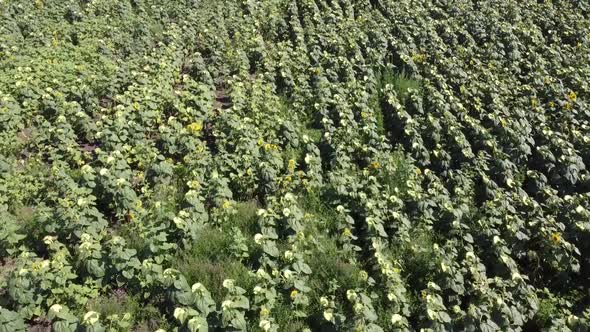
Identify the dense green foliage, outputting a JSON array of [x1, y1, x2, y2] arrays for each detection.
[[1, 0, 589, 331]]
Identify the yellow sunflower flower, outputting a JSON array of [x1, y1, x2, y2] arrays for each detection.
[[369, 161, 381, 170], [551, 232, 561, 244], [568, 91, 577, 102], [186, 122, 203, 134]]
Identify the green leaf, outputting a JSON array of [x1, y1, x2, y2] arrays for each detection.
[[187, 316, 208, 332]]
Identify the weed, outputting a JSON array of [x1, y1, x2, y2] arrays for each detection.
[[377, 68, 421, 102], [225, 200, 260, 236], [171, 226, 257, 303]]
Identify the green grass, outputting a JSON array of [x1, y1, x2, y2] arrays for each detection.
[[171, 200, 261, 303], [226, 200, 260, 236], [306, 241, 364, 292], [86, 292, 172, 331], [528, 288, 588, 329], [301, 127, 323, 144], [370, 92, 386, 135], [377, 68, 421, 102], [299, 190, 342, 234], [533, 296, 559, 329], [177, 258, 257, 303], [371, 67, 421, 137], [394, 227, 438, 281], [272, 300, 310, 332], [171, 225, 257, 303], [86, 292, 140, 318], [386, 226, 437, 316], [299, 192, 366, 327], [115, 223, 149, 256], [298, 192, 364, 291], [382, 149, 415, 195]]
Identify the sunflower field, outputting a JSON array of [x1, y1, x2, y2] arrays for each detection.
[[0, 0, 589, 331]]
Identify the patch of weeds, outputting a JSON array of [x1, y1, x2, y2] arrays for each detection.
[[227, 200, 260, 236], [387, 226, 438, 316], [223, 200, 264, 268], [304, 233, 364, 331], [392, 72, 421, 101], [377, 68, 421, 103], [115, 222, 149, 257], [301, 127, 323, 144], [151, 180, 183, 212], [272, 299, 310, 332], [375, 67, 421, 144], [306, 235, 364, 301], [14, 206, 36, 224], [0, 258, 15, 307], [382, 149, 415, 195], [299, 190, 341, 234], [85, 290, 171, 331], [171, 226, 257, 303], [283, 146, 305, 169], [86, 289, 141, 317], [132, 304, 174, 332], [12, 205, 49, 256], [526, 288, 588, 330], [368, 90, 386, 136], [178, 259, 257, 304], [532, 296, 559, 329], [276, 94, 292, 115], [176, 226, 231, 262]]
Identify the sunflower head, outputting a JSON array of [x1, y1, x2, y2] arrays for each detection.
[[568, 91, 577, 102], [186, 122, 203, 134], [551, 232, 561, 244], [369, 161, 381, 170]]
